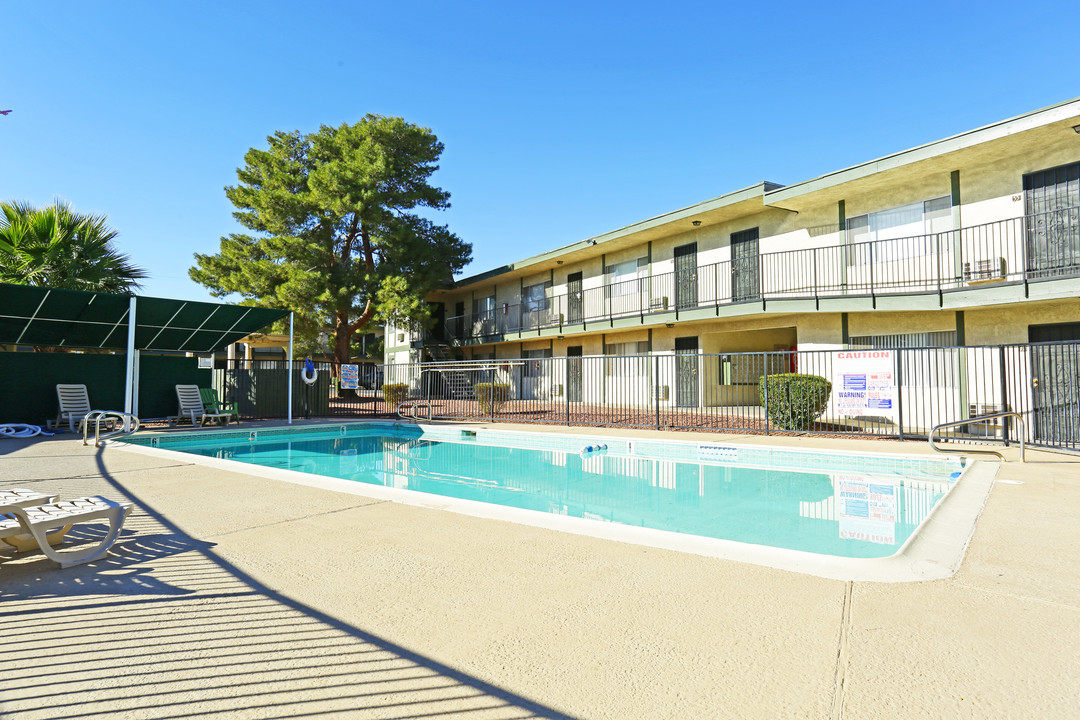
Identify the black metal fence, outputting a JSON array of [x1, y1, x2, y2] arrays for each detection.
[[435, 207, 1080, 343], [212, 342, 1080, 453]]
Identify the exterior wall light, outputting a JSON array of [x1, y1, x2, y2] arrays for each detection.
[[692, 220, 702, 226], [1073, 124, 1080, 134]]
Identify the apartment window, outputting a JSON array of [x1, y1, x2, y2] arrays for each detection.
[[522, 348, 552, 377], [472, 296, 495, 315], [849, 331, 958, 388], [846, 196, 952, 263], [604, 341, 650, 376], [606, 257, 647, 297], [522, 281, 552, 312]]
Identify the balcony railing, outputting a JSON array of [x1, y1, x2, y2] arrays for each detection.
[[436, 207, 1080, 344]]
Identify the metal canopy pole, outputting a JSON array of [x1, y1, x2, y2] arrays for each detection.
[[287, 312, 294, 425], [122, 296, 137, 431]]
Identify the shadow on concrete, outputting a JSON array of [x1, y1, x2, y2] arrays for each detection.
[[0, 445, 575, 719]]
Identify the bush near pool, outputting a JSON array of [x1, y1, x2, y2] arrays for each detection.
[[474, 383, 511, 414], [758, 373, 832, 431], [382, 384, 409, 407]]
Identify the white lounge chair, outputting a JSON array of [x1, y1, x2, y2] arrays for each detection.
[[0, 487, 66, 548], [168, 385, 232, 427], [51, 384, 93, 433], [0, 495, 132, 567]]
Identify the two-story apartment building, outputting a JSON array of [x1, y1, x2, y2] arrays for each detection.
[[385, 98, 1080, 436]]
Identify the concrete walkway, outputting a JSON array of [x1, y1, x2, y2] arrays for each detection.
[[1, 426, 1077, 719]]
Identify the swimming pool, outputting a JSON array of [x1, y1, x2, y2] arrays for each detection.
[[122, 423, 966, 561]]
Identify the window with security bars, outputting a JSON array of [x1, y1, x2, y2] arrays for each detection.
[[848, 331, 958, 388], [604, 341, 650, 376]]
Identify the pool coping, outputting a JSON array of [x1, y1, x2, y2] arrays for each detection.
[[113, 422, 998, 583]]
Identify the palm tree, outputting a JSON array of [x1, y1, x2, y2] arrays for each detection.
[[0, 201, 147, 294]]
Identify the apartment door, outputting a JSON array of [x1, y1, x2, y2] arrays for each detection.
[[453, 301, 465, 340], [1029, 322, 1080, 446], [1024, 163, 1080, 279], [674, 243, 698, 310], [674, 336, 699, 408], [567, 272, 584, 323], [731, 227, 760, 301], [567, 346, 583, 402]]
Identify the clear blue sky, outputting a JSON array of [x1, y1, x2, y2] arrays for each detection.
[[3, 0, 1078, 302]]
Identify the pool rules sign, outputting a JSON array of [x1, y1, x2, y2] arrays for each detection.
[[833, 350, 897, 420]]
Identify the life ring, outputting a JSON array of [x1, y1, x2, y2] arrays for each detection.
[[301, 358, 318, 386]]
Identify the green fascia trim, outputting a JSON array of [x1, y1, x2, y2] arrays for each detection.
[[764, 96, 1080, 205], [448, 182, 783, 289]]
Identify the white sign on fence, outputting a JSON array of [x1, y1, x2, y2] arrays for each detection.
[[340, 364, 359, 390], [833, 350, 896, 419]]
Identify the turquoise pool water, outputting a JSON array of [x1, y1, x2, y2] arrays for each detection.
[[126, 425, 958, 559]]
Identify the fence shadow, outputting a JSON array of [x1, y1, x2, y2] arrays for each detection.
[[0, 447, 575, 720]]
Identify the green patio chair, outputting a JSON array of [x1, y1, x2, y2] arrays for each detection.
[[198, 387, 240, 424]]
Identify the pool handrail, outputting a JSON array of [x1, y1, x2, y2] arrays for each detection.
[[929, 411, 1025, 462], [396, 400, 434, 422], [82, 410, 141, 447]]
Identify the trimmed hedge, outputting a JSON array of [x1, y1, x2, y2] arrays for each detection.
[[758, 373, 832, 431], [382, 383, 409, 407], [474, 382, 511, 414]]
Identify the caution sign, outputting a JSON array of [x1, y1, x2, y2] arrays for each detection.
[[340, 364, 359, 390], [833, 350, 896, 419]]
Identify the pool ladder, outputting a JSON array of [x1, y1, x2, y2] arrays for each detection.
[[82, 410, 141, 448], [396, 400, 434, 422], [929, 411, 1025, 462]]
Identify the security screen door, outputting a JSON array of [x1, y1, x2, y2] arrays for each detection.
[[566, 346, 583, 402], [674, 243, 698, 310], [1029, 322, 1080, 446], [1024, 163, 1080, 279], [731, 227, 760, 301], [567, 272, 583, 323], [674, 336, 699, 408]]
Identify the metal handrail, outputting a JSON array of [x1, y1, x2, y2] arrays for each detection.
[[929, 411, 1025, 462], [82, 410, 141, 447], [395, 400, 434, 422]]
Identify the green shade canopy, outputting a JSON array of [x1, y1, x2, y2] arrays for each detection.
[[0, 283, 290, 353]]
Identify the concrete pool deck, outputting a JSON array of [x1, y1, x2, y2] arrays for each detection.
[[2, 423, 1078, 718]]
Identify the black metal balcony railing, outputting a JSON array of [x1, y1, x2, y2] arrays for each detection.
[[435, 207, 1080, 344]]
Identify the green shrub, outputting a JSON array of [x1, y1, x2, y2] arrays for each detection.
[[474, 382, 511, 414], [382, 383, 409, 407], [758, 373, 832, 431]]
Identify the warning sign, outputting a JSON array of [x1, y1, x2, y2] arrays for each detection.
[[834, 350, 896, 419]]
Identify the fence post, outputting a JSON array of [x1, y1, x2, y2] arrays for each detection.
[[999, 345, 1011, 446], [489, 367, 495, 422], [565, 357, 570, 426], [653, 354, 661, 430], [763, 353, 770, 435], [424, 364, 431, 422], [895, 349, 904, 440]]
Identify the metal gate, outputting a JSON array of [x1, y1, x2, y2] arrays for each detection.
[[674, 243, 698, 310], [732, 227, 760, 301]]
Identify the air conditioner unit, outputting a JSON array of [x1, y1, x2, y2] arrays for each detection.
[[657, 385, 670, 400], [963, 257, 1007, 284], [649, 296, 670, 311]]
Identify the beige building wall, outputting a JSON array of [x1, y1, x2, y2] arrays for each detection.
[[966, 299, 1080, 345]]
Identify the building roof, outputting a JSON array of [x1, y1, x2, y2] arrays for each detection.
[[0, 283, 289, 352], [764, 96, 1080, 206], [445, 96, 1080, 291]]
